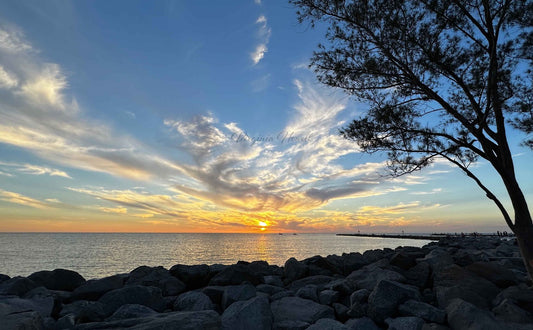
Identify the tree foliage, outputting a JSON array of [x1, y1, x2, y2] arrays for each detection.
[[292, 0, 533, 231]]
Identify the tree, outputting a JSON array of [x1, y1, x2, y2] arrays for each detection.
[[292, 0, 533, 279]]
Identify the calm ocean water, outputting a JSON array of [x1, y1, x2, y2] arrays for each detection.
[[0, 233, 430, 279]]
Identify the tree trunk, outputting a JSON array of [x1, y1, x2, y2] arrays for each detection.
[[514, 223, 533, 285]]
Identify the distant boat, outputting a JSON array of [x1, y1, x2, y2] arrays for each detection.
[[292, 233, 297, 235], [278, 233, 283, 235]]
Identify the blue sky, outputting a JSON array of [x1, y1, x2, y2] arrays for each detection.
[[0, 0, 531, 233]]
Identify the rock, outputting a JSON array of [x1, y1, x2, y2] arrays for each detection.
[[173, 291, 214, 311], [333, 302, 349, 322], [201, 286, 225, 306], [453, 249, 476, 266], [98, 285, 165, 316], [390, 252, 417, 270], [108, 304, 157, 320], [466, 261, 520, 288], [256, 284, 285, 296], [492, 298, 533, 323], [28, 269, 85, 291], [270, 290, 293, 301], [289, 275, 335, 291], [127, 266, 186, 296], [284, 258, 307, 283], [421, 324, 451, 330], [75, 310, 220, 330], [433, 264, 500, 309], [367, 280, 421, 323], [446, 298, 502, 330], [169, 264, 210, 289], [385, 316, 424, 330], [0, 311, 43, 329], [0, 276, 38, 296], [350, 289, 371, 306], [270, 296, 334, 324], [0, 296, 54, 318], [56, 313, 76, 329], [319, 289, 340, 305], [221, 296, 272, 330], [303, 255, 341, 276], [296, 285, 319, 302], [362, 249, 386, 263], [493, 284, 533, 308], [273, 320, 310, 330], [326, 279, 357, 296], [342, 252, 368, 275], [0, 274, 10, 283], [307, 318, 348, 330], [209, 264, 262, 286], [344, 317, 380, 330], [69, 274, 126, 301], [405, 262, 431, 289], [419, 249, 454, 271], [221, 284, 256, 310], [59, 300, 106, 323], [398, 299, 446, 324], [346, 265, 406, 290], [264, 275, 283, 287]]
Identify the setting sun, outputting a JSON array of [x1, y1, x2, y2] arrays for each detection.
[[258, 221, 268, 227]]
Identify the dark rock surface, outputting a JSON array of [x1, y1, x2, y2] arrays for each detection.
[[28, 269, 86, 291], [221, 296, 272, 330]]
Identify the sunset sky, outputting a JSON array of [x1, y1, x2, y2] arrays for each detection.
[[0, 1, 531, 233]]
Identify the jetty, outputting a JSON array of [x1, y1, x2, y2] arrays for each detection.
[[337, 233, 446, 240]]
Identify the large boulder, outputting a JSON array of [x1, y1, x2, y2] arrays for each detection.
[[59, 300, 106, 323], [367, 280, 421, 323], [303, 255, 341, 276], [75, 310, 220, 329], [284, 258, 307, 283], [307, 318, 348, 330], [0, 310, 43, 329], [202, 286, 226, 306], [346, 265, 406, 291], [126, 266, 185, 296], [466, 261, 520, 288], [341, 252, 368, 275], [289, 275, 335, 291], [344, 316, 380, 330], [389, 252, 418, 270], [98, 285, 165, 316], [493, 284, 533, 313], [108, 304, 157, 321], [492, 298, 533, 323], [169, 264, 211, 289], [0, 276, 38, 296], [419, 249, 454, 271], [0, 274, 10, 283], [209, 264, 262, 286], [296, 285, 319, 302], [0, 296, 55, 319], [270, 296, 334, 325], [221, 284, 256, 310], [28, 269, 85, 291], [174, 291, 214, 311], [398, 299, 446, 324], [256, 284, 285, 296], [446, 298, 502, 330], [221, 296, 272, 330], [404, 262, 431, 289], [69, 274, 126, 301], [319, 289, 340, 305]]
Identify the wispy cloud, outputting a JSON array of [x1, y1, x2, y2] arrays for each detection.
[[0, 162, 71, 178], [0, 189, 50, 209], [251, 15, 271, 65]]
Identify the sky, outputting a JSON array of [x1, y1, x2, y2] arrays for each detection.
[[0, 0, 531, 233]]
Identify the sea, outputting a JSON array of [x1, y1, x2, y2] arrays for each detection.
[[0, 233, 431, 279]]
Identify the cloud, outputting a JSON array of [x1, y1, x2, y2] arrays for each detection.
[[0, 189, 50, 209], [99, 206, 128, 214], [251, 15, 271, 65], [0, 65, 18, 89], [0, 162, 71, 178]]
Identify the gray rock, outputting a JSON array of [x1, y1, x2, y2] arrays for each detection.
[[59, 300, 106, 323], [347, 302, 368, 318], [405, 262, 431, 289], [221, 296, 272, 330], [69, 274, 126, 301], [273, 320, 310, 330], [466, 261, 520, 288], [0, 274, 10, 283], [344, 316, 380, 330], [385, 316, 424, 330], [342, 252, 368, 275], [209, 264, 262, 286], [346, 265, 406, 291], [421, 324, 451, 330], [367, 280, 421, 323], [333, 302, 349, 322], [284, 258, 307, 283], [270, 296, 334, 324], [296, 285, 318, 302], [75, 310, 220, 330], [108, 304, 157, 320], [362, 249, 386, 263], [98, 285, 165, 316], [28, 269, 85, 292], [174, 291, 214, 311], [446, 298, 502, 330], [264, 275, 283, 287], [0, 276, 38, 296], [0, 311, 43, 330], [389, 252, 417, 270], [326, 279, 357, 296], [0, 296, 54, 318], [304, 255, 340, 276], [319, 289, 340, 305], [169, 264, 210, 289], [307, 318, 348, 330], [289, 275, 335, 291], [398, 299, 446, 324], [256, 284, 284, 296], [419, 249, 454, 271], [350, 289, 371, 306], [56, 313, 76, 329], [493, 284, 533, 307], [126, 266, 186, 296], [221, 284, 256, 310], [492, 298, 533, 323], [270, 290, 293, 301]]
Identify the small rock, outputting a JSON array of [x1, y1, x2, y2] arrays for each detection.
[[28, 269, 85, 292], [284, 258, 307, 283], [270, 296, 334, 324], [296, 285, 318, 302], [346, 265, 406, 291], [319, 289, 340, 305], [350, 289, 371, 306], [398, 299, 446, 324], [367, 280, 421, 323], [333, 302, 349, 322], [169, 264, 210, 289], [307, 318, 348, 330], [56, 313, 76, 329], [202, 286, 225, 306], [221, 284, 256, 310], [405, 262, 431, 289], [174, 291, 214, 311], [390, 252, 417, 270], [344, 316, 380, 330], [270, 290, 293, 301], [289, 275, 335, 291], [221, 296, 272, 330], [385, 316, 424, 330]]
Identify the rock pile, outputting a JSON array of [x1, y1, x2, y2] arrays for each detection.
[[1, 236, 532, 329]]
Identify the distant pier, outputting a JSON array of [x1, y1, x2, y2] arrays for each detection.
[[336, 233, 444, 240]]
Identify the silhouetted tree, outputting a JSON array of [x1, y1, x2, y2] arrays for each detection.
[[292, 0, 533, 278]]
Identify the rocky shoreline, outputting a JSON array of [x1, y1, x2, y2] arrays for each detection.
[[1, 236, 532, 329]]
